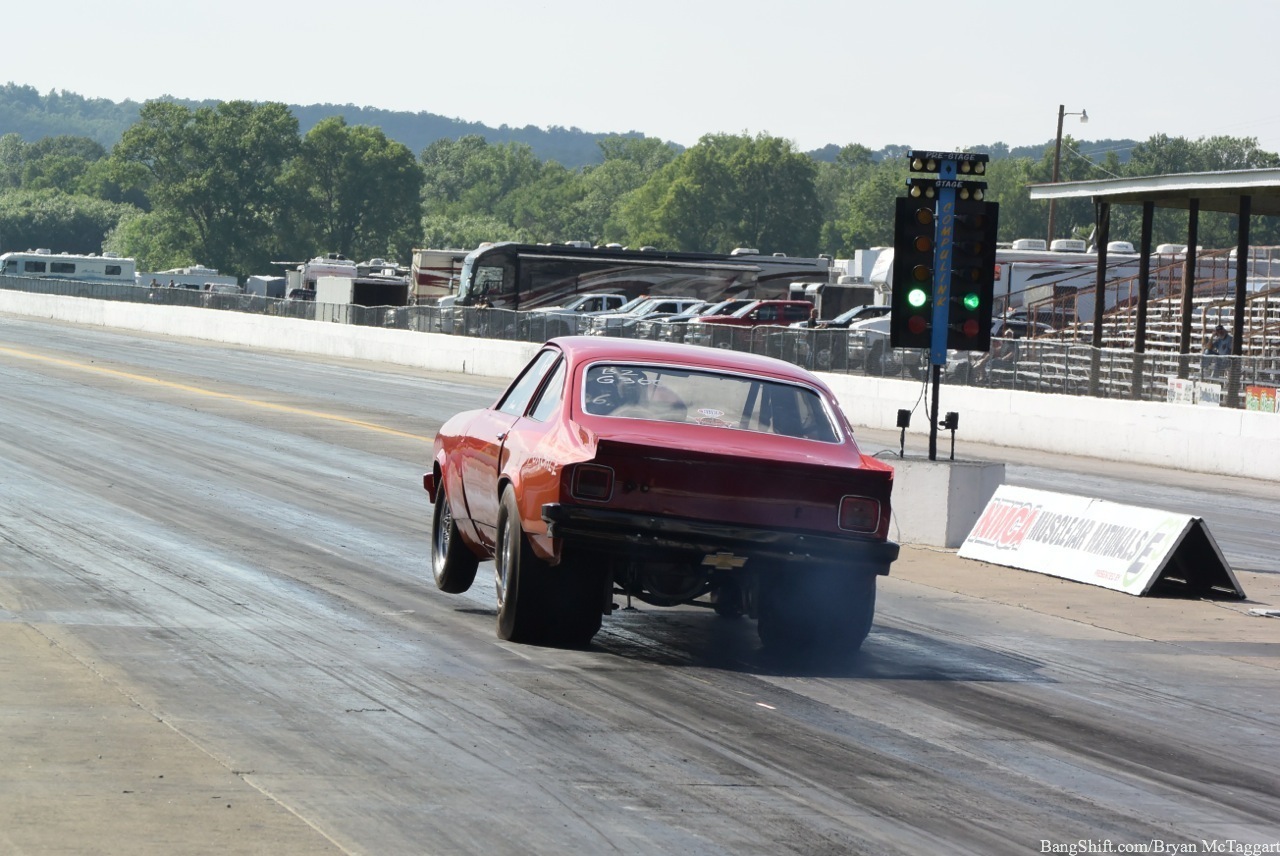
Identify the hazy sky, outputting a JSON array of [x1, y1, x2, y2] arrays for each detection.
[[9, 0, 1280, 167]]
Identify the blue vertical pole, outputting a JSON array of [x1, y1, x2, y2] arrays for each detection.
[[930, 160, 957, 366]]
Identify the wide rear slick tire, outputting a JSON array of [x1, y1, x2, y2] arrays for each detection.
[[495, 488, 605, 648], [757, 570, 877, 656], [549, 555, 607, 646], [495, 488, 545, 643], [432, 481, 479, 594]]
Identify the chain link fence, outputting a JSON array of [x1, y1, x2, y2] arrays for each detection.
[[5, 274, 1277, 409]]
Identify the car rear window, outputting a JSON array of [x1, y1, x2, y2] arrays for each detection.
[[581, 363, 839, 442]]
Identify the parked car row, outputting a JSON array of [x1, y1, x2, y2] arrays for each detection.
[[439, 291, 1056, 385], [585, 297, 707, 336]]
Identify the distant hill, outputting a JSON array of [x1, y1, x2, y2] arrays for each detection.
[[0, 82, 1135, 170], [0, 83, 653, 169], [805, 140, 1136, 165]]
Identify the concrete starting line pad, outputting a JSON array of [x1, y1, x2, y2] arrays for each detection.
[[959, 484, 1245, 599]]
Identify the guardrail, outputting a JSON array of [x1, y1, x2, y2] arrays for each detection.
[[3, 273, 1276, 410]]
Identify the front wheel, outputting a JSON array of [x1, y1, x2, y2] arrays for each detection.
[[432, 481, 478, 593]]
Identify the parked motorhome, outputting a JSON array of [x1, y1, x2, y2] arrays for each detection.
[[1, 249, 136, 284], [452, 242, 832, 310]]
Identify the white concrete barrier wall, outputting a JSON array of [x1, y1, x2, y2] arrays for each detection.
[[3, 290, 1275, 481], [0, 291, 542, 379]]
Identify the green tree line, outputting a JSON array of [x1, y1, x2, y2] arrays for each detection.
[[2, 96, 1278, 280]]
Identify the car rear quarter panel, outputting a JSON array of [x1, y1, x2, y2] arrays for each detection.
[[502, 417, 598, 561]]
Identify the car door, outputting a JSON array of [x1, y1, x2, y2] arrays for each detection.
[[458, 348, 561, 545], [782, 304, 812, 324], [752, 305, 780, 325], [500, 357, 568, 544]]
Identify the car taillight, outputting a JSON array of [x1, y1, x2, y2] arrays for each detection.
[[571, 464, 614, 502], [838, 496, 880, 532]]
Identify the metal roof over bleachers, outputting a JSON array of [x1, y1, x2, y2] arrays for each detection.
[[1028, 168, 1280, 215], [1027, 168, 1280, 407]]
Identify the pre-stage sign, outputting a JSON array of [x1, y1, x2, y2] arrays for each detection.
[[959, 485, 1244, 598]]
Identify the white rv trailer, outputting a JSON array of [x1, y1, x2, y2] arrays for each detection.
[[0, 248, 137, 284]]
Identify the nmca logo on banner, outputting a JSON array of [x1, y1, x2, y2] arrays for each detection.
[[960, 485, 1245, 598]]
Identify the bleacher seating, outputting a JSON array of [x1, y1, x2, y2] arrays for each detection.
[[998, 247, 1280, 401]]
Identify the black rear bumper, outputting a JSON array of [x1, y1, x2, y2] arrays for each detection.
[[541, 503, 898, 574]]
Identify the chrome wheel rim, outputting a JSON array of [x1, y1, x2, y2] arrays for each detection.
[[433, 494, 451, 562], [495, 513, 514, 607]]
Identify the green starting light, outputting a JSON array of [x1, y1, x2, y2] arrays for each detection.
[[962, 292, 980, 311], [907, 287, 929, 308]]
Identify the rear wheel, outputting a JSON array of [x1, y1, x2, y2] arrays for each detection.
[[548, 554, 608, 647], [757, 570, 877, 654], [495, 490, 605, 647], [432, 481, 478, 593]]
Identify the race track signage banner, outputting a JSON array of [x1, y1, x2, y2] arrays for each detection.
[[1246, 385, 1279, 413], [1165, 376, 1225, 407], [959, 485, 1244, 598]]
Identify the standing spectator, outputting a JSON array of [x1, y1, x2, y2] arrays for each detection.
[[797, 307, 821, 368], [1205, 325, 1232, 379]]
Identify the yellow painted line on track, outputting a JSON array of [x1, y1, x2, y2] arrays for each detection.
[[0, 344, 433, 443]]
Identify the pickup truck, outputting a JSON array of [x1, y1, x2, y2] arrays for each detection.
[[685, 300, 815, 348], [585, 297, 705, 337], [526, 293, 629, 337]]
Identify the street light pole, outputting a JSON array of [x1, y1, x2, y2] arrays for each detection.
[[1047, 104, 1088, 244]]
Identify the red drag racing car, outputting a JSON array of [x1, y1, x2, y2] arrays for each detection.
[[423, 337, 899, 651]]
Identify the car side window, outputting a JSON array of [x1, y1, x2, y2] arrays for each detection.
[[496, 349, 560, 416], [528, 359, 566, 422]]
